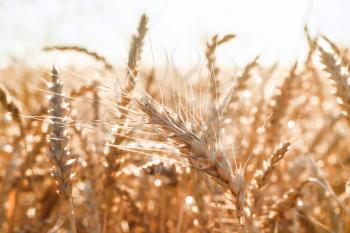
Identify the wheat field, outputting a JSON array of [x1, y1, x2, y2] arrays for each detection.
[[0, 13, 350, 233]]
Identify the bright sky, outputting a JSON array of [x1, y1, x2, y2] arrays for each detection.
[[0, 0, 349, 69]]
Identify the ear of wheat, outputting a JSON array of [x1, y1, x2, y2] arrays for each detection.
[[43, 45, 114, 71], [136, 94, 246, 225], [265, 63, 297, 148], [102, 14, 148, 233], [206, 34, 235, 102], [319, 38, 350, 126], [0, 83, 23, 136], [47, 67, 77, 233]]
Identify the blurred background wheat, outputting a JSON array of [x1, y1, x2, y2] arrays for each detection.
[[0, 1, 350, 233]]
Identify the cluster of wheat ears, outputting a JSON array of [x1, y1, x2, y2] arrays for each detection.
[[0, 14, 350, 233]]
